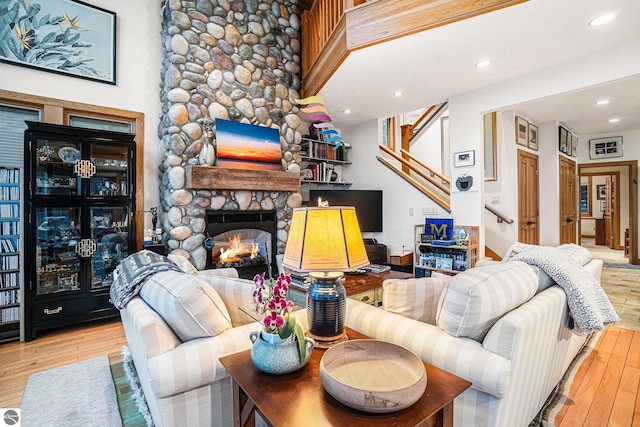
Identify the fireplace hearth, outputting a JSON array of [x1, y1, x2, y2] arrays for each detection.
[[205, 210, 277, 279]]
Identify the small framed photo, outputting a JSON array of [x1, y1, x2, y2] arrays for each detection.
[[559, 127, 568, 153], [571, 134, 578, 157], [596, 184, 606, 200], [454, 150, 475, 167], [516, 116, 528, 146], [589, 136, 622, 159], [528, 124, 538, 151]]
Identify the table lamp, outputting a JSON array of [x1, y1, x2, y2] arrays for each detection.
[[282, 206, 369, 347]]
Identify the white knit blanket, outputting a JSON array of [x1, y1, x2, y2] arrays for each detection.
[[508, 247, 619, 335]]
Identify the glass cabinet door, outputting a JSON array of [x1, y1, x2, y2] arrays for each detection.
[[35, 139, 81, 196], [90, 206, 130, 289], [89, 145, 129, 197], [35, 207, 81, 295]]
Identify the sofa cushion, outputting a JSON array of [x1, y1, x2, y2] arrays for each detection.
[[436, 261, 538, 341], [139, 270, 232, 341], [558, 243, 592, 266], [383, 276, 451, 324]]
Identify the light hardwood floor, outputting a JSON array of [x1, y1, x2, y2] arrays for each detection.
[[1, 247, 638, 425]]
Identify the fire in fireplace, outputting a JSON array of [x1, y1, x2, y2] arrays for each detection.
[[213, 233, 266, 269], [205, 210, 277, 279]]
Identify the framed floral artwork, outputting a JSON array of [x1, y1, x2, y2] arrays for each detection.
[[0, 0, 117, 84]]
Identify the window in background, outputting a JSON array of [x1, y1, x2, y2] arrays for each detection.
[[0, 105, 41, 167]]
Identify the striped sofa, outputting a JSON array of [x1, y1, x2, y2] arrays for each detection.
[[119, 266, 306, 427], [345, 248, 604, 427]]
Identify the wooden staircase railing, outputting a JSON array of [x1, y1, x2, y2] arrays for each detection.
[[377, 144, 451, 212], [300, 0, 527, 96]]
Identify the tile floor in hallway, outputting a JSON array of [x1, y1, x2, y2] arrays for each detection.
[[582, 237, 640, 331]]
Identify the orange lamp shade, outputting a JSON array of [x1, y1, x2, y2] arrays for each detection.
[[282, 207, 369, 272]]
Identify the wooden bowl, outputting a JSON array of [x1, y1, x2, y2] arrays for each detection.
[[319, 339, 427, 413]]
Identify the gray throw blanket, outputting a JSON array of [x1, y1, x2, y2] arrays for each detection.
[[109, 250, 182, 309], [507, 247, 619, 335]]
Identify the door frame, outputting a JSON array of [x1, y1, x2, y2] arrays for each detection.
[[578, 160, 638, 265]]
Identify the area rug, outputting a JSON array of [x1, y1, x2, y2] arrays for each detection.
[[529, 330, 603, 426], [603, 262, 640, 269], [118, 346, 154, 427], [20, 355, 122, 427]]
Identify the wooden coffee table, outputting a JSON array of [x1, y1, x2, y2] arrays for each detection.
[[220, 328, 471, 427]]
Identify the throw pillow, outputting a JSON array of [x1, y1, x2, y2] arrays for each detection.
[[383, 276, 451, 325], [167, 253, 199, 275], [436, 261, 538, 341], [199, 275, 258, 327], [502, 241, 535, 261], [139, 270, 231, 341]]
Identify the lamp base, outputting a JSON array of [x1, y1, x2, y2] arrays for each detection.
[[306, 330, 348, 349], [307, 271, 347, 348]]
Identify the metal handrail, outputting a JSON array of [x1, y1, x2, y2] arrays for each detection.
[[485, 204, 514, 224]]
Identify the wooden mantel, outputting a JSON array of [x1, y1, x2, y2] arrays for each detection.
[[186, 166, 301, 192]]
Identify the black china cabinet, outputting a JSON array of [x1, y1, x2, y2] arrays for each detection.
[[24, 122, 136, 341]]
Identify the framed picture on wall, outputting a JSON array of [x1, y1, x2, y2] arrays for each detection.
[[516, 116, 528, 146], [596, 184, 606, 200], [589, 136, 622, 159], [0, 0, 117, 85], [528, 124, 538, 151], [559, 126, 568, 153], [454, 150, 475, 167], [571, 134, 578, 157]]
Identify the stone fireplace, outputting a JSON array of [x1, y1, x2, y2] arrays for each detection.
[[205, 209, 277, 278], [158, 0, 305, 270]]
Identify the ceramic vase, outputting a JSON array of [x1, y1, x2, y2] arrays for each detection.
[[249, 330, 315, 375]]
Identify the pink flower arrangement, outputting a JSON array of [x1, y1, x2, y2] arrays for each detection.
[[252, 272, 297, 338]]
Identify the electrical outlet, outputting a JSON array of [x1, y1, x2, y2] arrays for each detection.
[[409, 207, 414, 216], [422, 206, 438, 215]]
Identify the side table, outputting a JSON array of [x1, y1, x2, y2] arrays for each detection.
[[289, 270, 413, 307], [220, 328, 471, 427]]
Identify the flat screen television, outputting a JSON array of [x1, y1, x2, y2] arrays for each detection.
[[308, 189, 383, 232]]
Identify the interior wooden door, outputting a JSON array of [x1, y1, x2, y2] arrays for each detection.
[[518, 150, 539, 244], [604, 176, 614, 248], [559, 156, 577, 244]]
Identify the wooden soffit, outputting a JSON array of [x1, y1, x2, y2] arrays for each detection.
[[302, 0, 526, 96], [187, 166, 301, 192]]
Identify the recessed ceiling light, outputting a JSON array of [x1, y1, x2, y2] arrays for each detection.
[[609, 118, 620, 123], [588, 13, 614, 27], [475, 59, 492, 68], [596, 99, 610, 105], [393, 91, 403, 97], [343, 109, 351, 114]]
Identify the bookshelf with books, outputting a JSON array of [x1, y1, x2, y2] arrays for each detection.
[[0, 167, 21, 342], [299, 137, 352, 186], [413, 224, 479, 278]]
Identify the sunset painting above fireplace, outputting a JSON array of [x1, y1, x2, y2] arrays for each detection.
[[216, 119, 282, 170]]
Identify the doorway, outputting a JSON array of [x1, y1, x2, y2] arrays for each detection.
[[578, 160, 638, 265]]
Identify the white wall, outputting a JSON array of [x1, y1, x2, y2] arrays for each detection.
[[0, 0, 163, 229], [342, 120, 445, 256], [346, 40, 640, 259]]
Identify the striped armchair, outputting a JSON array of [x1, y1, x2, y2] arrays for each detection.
[[345, 254, 604, 427], [119, 267, 306, 427]]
